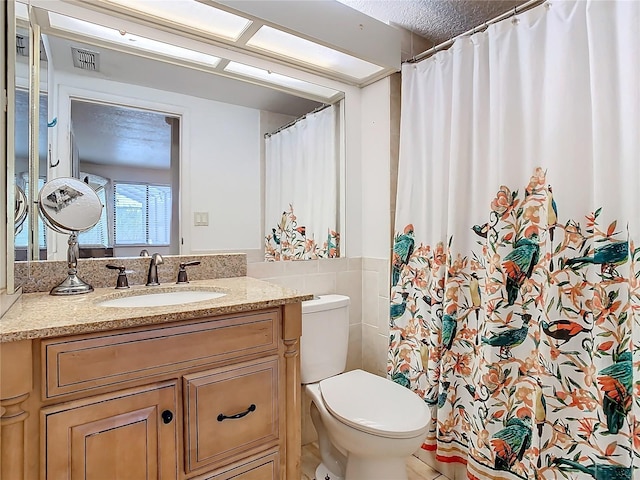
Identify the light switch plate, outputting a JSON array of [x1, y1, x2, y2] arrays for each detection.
[[194, 212, 209, 226]]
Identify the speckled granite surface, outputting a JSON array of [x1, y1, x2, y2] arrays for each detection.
[[15, 253, 246, 294], [1, 277, 313, 343]]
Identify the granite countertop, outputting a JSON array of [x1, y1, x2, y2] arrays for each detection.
[[0, 277, 313, 343]]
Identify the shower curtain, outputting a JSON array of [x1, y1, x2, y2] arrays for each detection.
[[388, 2, 639, 479], [264, 105, 339, 260]]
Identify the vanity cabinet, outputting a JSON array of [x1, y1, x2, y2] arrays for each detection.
[[0, 301, 303, 480]]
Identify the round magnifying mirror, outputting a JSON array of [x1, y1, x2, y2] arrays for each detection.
[[14, 184, 28, 234], [39, 177, 102, 233], [38, 177, 103, 295]]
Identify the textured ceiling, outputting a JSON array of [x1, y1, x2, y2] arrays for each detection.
[[71, 101, 173, 170], [337, 0, 527, 45]]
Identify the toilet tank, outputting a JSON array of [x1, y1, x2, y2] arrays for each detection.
[[300, 294, 350, 384]]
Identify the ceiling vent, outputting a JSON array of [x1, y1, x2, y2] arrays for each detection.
[[71, 47, 100, 71], [16, 34, 27, 57]]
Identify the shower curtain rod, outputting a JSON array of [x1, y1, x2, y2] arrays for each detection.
[[406, 0, 546, 64], [264, 103, 331, 138]]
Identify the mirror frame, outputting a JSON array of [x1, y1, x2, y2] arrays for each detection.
[[28, 17, 41, 262], [5, 0, 17, 291]]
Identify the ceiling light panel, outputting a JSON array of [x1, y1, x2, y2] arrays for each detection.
[[224, 62, 341, 100], [101, 0, 252, 41], [48, 12, 221, 67], [15, 1, 29, 21], [246, 25, 384, 81]]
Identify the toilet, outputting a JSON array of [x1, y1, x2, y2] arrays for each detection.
[[301, 295, 431, 480]]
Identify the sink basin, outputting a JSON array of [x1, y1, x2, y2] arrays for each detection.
[[98, 290, 226, 308]]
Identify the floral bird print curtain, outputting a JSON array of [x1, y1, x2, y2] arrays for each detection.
[[391, 2, 639, 477], [264, 105, 340, 261], [265, 204, 340, 260], [389, 169, 639, 479]]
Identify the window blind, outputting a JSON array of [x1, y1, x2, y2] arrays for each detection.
[[113, 182, 171, 246]]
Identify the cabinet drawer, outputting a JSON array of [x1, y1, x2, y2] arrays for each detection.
[[192, 450, 279, 480], [184, 357, 279, 473], [42, 309, 279, 399]]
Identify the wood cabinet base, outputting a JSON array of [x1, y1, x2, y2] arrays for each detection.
[[0, 305, 302, 480]]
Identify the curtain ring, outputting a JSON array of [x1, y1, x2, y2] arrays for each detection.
[[511, 7, 520, 25]]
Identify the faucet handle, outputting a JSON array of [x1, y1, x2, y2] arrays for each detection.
[[176, 261, 200, 284], [106, 264, 130, 289]]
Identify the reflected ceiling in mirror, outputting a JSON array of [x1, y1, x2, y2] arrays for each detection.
[[71, 101, 174, 169], [48, 12, 223, 68], [31, 1, 343, 103], [45, 33, 324, 116]]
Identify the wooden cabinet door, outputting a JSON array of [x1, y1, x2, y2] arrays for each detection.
[[43, 381, 178, 480], [183, 357, 279, 473]]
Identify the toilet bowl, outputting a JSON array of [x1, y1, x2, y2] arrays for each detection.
[[301, 295, 431, 480]]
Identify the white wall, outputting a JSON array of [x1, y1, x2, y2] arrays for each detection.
[[359, 78, 392, 376], [49, 71, 262, 260], [361, 79, 391, 258], [342, 91, 363, 258]]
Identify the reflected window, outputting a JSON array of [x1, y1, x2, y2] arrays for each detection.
[[78, 186, 108, 246], [114, 182, 171, 246]]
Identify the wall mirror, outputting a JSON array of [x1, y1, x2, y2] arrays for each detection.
[[11, 0, 346, 288]]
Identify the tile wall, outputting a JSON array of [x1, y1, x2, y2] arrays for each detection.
[[247, 257, 363, 373], [361, 257, 391, 376]]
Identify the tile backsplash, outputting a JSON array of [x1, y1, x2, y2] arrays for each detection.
[[15, 253, 246, 294]]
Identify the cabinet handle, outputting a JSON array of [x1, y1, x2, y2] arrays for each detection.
[[161, 410, 174, 424], [217, 404, 256, 422]]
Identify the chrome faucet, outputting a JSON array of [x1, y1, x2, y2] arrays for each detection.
[[146, 253, 164, 286]]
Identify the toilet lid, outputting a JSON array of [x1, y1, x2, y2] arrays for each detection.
[[319, 369, 431, 439]]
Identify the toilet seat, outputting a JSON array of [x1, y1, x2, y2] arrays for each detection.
[[319, 369, 430, 439]]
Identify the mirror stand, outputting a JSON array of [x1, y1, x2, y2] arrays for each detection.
[[38, 177, 103, 295], [50, 232, 93, 295]]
